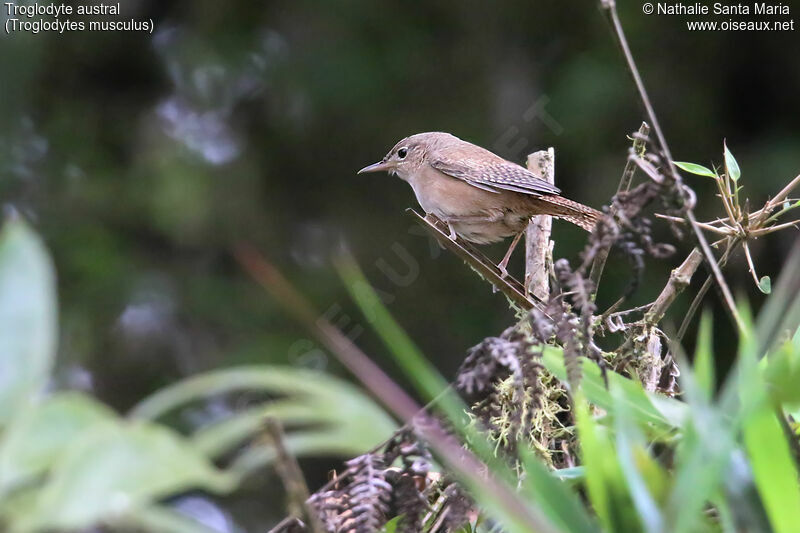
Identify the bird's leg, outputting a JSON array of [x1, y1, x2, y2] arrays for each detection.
[[447, 223, 458, 241], [497, 231, 524, 279], [439, 212, 503, 242]]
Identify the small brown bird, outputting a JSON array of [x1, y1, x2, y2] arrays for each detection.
[[358, 132, 601, 276]]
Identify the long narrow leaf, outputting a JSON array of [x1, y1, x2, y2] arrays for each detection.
[[518, 446, 599, 533], [334, 253, 560, 533], [0, 220, 57, 424]]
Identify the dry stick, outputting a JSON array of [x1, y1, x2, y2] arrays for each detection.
[[525, 148, 555, 300], [234, 244, 559, 533], [589, 121, 650, 295], [618, 123, 651, 194], [643, 248, 704, 326], [676, 238, 740, 342], [600, 0, 744, 332], [751, 173, 800, 224], [265, 418, 325, 533]]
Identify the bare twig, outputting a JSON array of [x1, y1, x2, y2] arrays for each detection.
[[751, 173, 800, 224], [644, 248, 704, 326], [600, 0, 744, 332], [407, 210, 544, 312], [589, 122, 650, 294], [265, 418, 325, 533], [267, 517, 307, 533], [618, 122, 651, 194], [654, 214, 731, 235], [751, 219, 800, 237], [742, 241, 762, 287], [525, 148, 555, 301], [676, 239, 739, 342]]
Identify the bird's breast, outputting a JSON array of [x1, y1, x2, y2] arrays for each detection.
[[406, 167, 529, 243], [407, 167, 491, 217]]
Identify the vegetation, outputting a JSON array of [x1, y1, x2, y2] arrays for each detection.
[[1, 2, 799, 533]]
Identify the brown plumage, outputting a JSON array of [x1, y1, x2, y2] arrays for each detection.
[[358, 132, 601, 246]]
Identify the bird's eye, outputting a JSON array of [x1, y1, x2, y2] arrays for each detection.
[[397, 147, 408, 159]]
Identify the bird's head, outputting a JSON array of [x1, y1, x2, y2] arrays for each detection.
[[357, 132, 456, 181]]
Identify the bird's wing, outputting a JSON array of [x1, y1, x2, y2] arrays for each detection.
[[430, 157, 561, 196]]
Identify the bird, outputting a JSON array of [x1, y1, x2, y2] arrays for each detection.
[[358, 131, 601, 277]]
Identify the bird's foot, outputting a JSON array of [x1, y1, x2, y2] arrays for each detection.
[[447, 224, 458, 241], [497, 263, 509, 279]]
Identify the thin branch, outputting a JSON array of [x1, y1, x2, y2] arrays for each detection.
[[653, 214, 731, 235], [643, 248, 704, 326], [742, 241, 761, 287], [600, 0, 744, 333], [752, 173, 800, 224], [618, 122, 650, 193], [265, 418, 325, 533], [714, 172, 739, 224], [676, 275, 714, 344], [408, 210, 543, 312], [589, 122, 650, 295], [751, 219, 800, 237], [676, 238, 739, 342]]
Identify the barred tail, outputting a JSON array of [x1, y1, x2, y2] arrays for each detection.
[[537, 195, 602, 232]]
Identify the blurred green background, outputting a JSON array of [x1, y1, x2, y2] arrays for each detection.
[[1, 0, 798, 529]]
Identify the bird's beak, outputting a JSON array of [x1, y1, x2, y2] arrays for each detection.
[[357, 161, 392, 174]]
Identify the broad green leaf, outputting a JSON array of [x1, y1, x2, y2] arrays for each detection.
[[0, 220, 57, 424], [16, 422, 236, 532], [724, 142, 741, 181], [758, 276, 771, 294], [763, 340, 800, 405], [131, 365, 392, 514], [742, 407, 800, 533], [0, 393, 115, 495], [130, 366, 397, 467], [736, 319, 800, 533], [674, 161, 717, 178]]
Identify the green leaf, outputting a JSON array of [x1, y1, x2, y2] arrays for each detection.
[[763, 328, 800, 406], [334, 253, 558, 533], [15, 422, 237, 532], [693, 312, 715, 398], [612, 383, 666, 533], [758, 276, 771, 294], [541, 346, 686, 431], [334, 253, 448, 402], [381, 516, 401, 533], [518, 446, 598, 533], [129, 366, 397, 472], [674, 161, 717, 178], [0, 220, 57, 425], [574, 392, 641, 532], [724, 142, 741, 181], [735, 314, 800, 533], [0, 393, 115, 495], [668, 353, 737, 533], [742, 407, 800, 533]]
